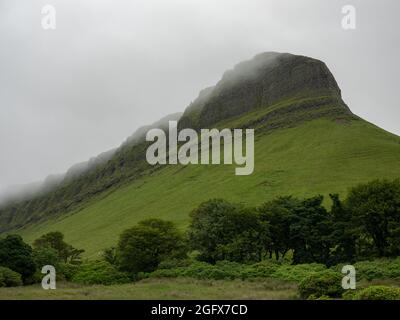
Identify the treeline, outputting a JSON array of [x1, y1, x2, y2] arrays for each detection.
[[197, 178, 400, 265], [1, 179, 400, 289], [111, 178, 400, 274]]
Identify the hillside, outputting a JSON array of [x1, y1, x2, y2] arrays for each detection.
[[1, 52, 400, 257]]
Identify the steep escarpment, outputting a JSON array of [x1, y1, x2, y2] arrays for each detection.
[[178, 52, 353, 130], [0, 52, 395, 237]]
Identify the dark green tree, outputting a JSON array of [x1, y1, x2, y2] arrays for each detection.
[[290, 196, 333, 265], [258, 196, 299, 260], [188, 199, 269, 263], [32, 247, 60, 270], [117, 219, 187, 274], [328, 194, 356, 264], [0, 234, 36, 283], [346, 179, 400, 258], [33, 231, 84, 264]]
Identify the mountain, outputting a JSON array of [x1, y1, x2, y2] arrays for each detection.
[[1, 52, 400, 257]]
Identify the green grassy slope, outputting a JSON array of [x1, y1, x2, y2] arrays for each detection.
[[17, 117, 400, 258]]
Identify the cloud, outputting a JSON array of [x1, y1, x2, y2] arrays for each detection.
[[0, 0, 399, 196]]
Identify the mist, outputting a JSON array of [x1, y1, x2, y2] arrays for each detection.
[[1, 0, 400, 202]]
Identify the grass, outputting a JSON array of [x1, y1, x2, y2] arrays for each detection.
[[16, 118, 400, 258], [0, 278, 298, 300]]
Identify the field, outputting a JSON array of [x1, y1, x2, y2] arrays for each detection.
[[16, 118, 400, 258], [0, 278, 298, 300]]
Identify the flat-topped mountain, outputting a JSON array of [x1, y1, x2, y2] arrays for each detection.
[[1, 52, 399, 257], [179, 52, 352, 130]]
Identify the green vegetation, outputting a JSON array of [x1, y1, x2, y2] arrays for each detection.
[[0, 235, 35, 283], [344, 285, 400, 300], [2, 179, 400, 300], [33, 231, 84, 264], [0, 278, 298, 300], [14, 119, 400, 258], [71, 260, 131, 285], [1, 53, 399, 300], [117, 219, 186, 274], [0, 267, 22, 287], [188, 200, 267, 263], [298, 270, 343, 299]]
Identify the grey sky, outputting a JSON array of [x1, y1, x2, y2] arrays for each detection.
[[0, 0, 399, 194]]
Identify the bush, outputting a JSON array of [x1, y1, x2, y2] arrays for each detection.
[[239, 261, 280, 279], [58, 263, 80, 281], [158, 258, 193, 270], [0, 266, 23, 287], [271, 263, 327, 282], [353, 258, 400, 280], [147, 260, 332, 283], [298, 270, 343, 299], [72, 261, 131, 285], [353, 286, 400, 300]]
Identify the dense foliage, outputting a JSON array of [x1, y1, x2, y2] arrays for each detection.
[[71, 260, 131, 285], [188, 199, 269, 263], [298, 270, 343, 299], [117, 219, 187, 274], [2, 179, 400, 299], [33, 231, 84, 264], [0, 266, 23, 287], [0, 235, 36, 283], [188, 179, 400, 266]]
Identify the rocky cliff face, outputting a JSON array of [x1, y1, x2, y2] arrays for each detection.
[[179, 52, 352, 130], [0, 52, 356, 231]]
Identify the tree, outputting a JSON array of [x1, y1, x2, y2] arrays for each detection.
[[117, 219, 187, 274], [33, 247, 60, 270], [346, 179, 400, 258], [328, 194, 356, 264], [188, 199, 269, 263], [290, 196, 333, 265], [258, 196, 299, 260], [0, 235, 36, 283], [33, 231, 84, 264]]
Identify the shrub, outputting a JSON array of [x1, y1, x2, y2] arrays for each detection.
[[298, 270, 343, 299], [353, 258, 400, 280], [342, 290, 358, 300], [158, 258, 193, 270], [72, 260, 131, 285], [147, 260, 331, 283], [58, 263, 80, 281], [0, 266, 23, 287], [239, 260, 280, 279], [271, 263, 327, 282], [353, 286, 400, 300]]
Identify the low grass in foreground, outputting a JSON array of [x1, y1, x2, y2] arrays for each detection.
[[0, 278, 298, 300]]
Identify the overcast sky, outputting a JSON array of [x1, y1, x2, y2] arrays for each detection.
[[0, 0, 399, 194]]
